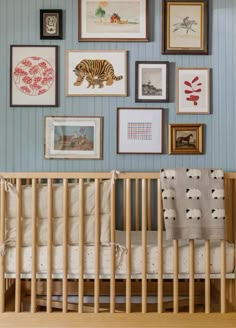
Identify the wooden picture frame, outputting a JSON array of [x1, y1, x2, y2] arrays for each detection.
[[78, 0, 148, 41], [162, 0, 209, 54], [117, 107, 163, 154], [40, 9, 63, 39], [176, 68, 210, 114], [44, 116, 103, 159], [10, 45, 58, 107], [66, 50, 127, 96], [135, 61, 169, 103], [169, 123, 203, 154]]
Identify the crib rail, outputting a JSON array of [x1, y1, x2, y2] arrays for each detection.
[[0, 172, 235, 314]]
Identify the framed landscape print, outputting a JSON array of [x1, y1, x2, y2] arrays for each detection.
[[66, 50, 127, 96], [135, 61, 169, 102], [44, 116, 103, 159], [10, 45, 58, 107], [117, 108, 163, 154], [176, 68, 210, 114], [169, 123, 203, 154], [78, 0, 148, 41], [162, 0, 209, 54], [40, 9, 63, 39]]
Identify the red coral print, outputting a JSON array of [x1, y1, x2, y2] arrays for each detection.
[[13, 56, 54, 96], [184, 76, 202, 106]]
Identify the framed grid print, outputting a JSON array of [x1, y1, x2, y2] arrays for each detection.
[[117, 107, 163, 154]]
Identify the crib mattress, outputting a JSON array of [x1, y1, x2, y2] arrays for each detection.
[[4, 231, 235, 277]]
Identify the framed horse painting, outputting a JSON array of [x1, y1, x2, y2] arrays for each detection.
[[168, 123, 203, 154], [162, 0, 209, 54]]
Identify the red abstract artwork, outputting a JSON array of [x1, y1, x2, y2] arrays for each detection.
[[13, 56, 55, 96], [184, 76, 202, 106]]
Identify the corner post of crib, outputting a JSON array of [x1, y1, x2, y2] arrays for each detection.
[[110, 179, 116, 313], [0, 179, 6, 313], [157, 178, 163, 313]]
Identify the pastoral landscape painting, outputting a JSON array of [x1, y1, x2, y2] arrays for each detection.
[[78, 0, 148, 40]]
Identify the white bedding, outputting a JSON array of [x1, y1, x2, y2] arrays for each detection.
[[4, 231, 235, 277]]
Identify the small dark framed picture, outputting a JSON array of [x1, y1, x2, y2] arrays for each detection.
[[135, 61, 169, 102], [162, 0, 208, 54], [169, 123, 203, 154], [40, 9, 63, 39]]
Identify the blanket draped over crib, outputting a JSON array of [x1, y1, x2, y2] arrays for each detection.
[[160, 168, 225, 240]]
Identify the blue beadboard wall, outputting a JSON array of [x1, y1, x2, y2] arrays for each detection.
[[0, 0, 235, 172]]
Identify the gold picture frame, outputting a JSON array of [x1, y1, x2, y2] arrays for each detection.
[[169, 123, 203, 154], [162, 0, 209, 54]]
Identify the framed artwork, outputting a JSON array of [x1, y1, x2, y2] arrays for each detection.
[[176, 68, 210, 114], [44, 116, 103, 159], [168, 123, 203, 154], [40, 9, 63, 39], [78, 0, 148, 41], [117, 107, 163, 154], [66, 50, 127, 96], [162, 0, 209, 54], [135, 61, 169, 103], [10, 45, 58, 107]]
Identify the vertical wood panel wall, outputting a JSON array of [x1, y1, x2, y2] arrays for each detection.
[[0, 0, 235, 172]]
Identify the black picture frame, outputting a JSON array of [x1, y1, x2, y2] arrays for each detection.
[[135, 61, 169, 103], [40, 9, 63, 40], [162, 0, 209, 55]]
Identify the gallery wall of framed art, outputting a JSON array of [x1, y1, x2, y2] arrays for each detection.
[[5, 0, 236, 172]]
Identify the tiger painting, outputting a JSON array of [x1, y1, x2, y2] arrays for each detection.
[[73, 59, 123, 88]]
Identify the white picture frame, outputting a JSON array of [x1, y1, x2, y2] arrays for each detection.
[[176, 68, 210, 114], [44, 116, 103, 159], [66, 50, 127, 96], [117, 107, 163, 154]]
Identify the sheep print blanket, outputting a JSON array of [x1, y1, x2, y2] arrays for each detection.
[[160, 168, 225, 240]]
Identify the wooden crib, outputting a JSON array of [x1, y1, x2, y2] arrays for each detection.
[[0, 171, 235, 327]]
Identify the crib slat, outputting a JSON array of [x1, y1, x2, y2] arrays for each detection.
[[189, 240, 195, 313], [47, 178, 53, 313], [123, 181, 126, 230], [142, 179, 147, 313], [135, 179, 139, 231], [94, 179, 100, 313], [126, 179, 131, 313], [62, 179, 68, 313], [205, 240, 210, 313], [221, 240, 226, 313], [15, 179, 22, 313], [157, 179, 163, 313], [0, 181, 6, 313], [147, 179, 151, 230], [78, 179, 84, 314], [173, 240, 179, 313], [31, 179, 37, 313], [110, 181, 116, 313]]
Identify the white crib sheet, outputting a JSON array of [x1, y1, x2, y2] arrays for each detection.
[[4, 231, 235, 277]]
